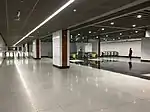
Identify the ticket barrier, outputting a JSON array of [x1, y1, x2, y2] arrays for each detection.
[[6, 52, 15, 59], [102, 51, 119, 57]]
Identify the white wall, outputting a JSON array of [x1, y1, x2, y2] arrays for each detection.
[[41, 42, 53, 57], [70, 43, 77, 53], [92, 41, 98, 53], [85, 43, 92, 52], [141, 38, 150, 61], [0, 35, 5, 58], [76, 43, 85, 52], [76, 43, 93, 53], [101, 40, 141, 57]]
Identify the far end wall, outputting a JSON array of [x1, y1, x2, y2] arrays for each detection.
[[41, 42, 53, 57], [101, 40, 141, 57]]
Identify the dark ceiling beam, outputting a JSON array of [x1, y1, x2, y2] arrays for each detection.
[[69, 0, 150, 32], [39, 34, 52, 40], [93, 25, 131, 30], [5, 0, 9, 38], [0, 33, 7, 46], [98, 29, 143, 36]]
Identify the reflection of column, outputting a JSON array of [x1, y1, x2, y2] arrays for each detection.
[[53, 30, 70, 68], [141, 30, 150, 62], [32, 39, 41, 59]]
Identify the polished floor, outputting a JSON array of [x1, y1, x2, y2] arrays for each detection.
[[1, 58, 150, 112], [71, 57, 150, 80]]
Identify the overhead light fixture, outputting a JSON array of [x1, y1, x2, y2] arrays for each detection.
[[17, 10, 21, 18], [73, 9, 76, 12], [106, 35, 108, 37], [102, 28, 105, 31], [78, 33, 80, 36], [110, 22, 114, 25], [118, 37, 120, 39], [89, 31, 92, 33], [120, 33, 122, 35], [135, 31, 138, 33], [13, 0, 75, 46], [132, 24, 136, 27], [96, 36, 99, 39], [137, 15, 142, 19]]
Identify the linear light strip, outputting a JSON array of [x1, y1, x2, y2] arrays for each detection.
[[14, 0, 75, 46]]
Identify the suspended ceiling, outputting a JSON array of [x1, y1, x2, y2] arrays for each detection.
[[0, 0, 150, 45]]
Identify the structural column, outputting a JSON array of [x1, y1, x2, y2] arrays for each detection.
[[32, 39, 41, 59], [25, 43, 29, 57], [98, 39, 100, 57], [22, 44, 26, 58], [53, 30, 70, 68], [141, 30, 150, 62]]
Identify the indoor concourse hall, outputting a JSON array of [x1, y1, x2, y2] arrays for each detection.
[[1, 0, 150, 112]]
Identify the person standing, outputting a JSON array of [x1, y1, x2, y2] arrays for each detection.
[[129, 48, 133, 60]]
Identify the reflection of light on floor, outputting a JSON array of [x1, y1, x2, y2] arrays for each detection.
[[0, 60, 2, 65], [0, 52, 3, 57], [15, 61, 39, 112], [6, 52, 9, 57], [70, 60, 84, 63], [142, 74, 150, 77]]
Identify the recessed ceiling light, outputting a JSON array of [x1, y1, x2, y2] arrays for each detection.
[[132, 24, 136, 27], [82, 37, 84, 39], [137, 15, 142, 19], [78, 33, 80, 36], [120, 33, 122, 35], [89, 31, 92, 33], [96, 36, 99, 38], [71, 35, 73, 38], [73, 9, 76, 12], [118, 37, 120, 39], [110, 22, 114, 25], [135, 31, 138, 33], [113, 38, 115, 40], [13, 0, 75, 46], [106, 35, 108, 37], [102, 28, 105, 31]]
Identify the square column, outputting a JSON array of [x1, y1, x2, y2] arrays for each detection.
[[22, 44, 25, 58], [32, 39, 41, 59], [25, 43, 29, 57], [53, 30, 70, 68], [141, 30, 150, 62]]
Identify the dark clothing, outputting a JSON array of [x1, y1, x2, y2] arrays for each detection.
[[129, 49, 133, 60]]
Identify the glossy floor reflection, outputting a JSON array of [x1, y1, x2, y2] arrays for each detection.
[[1, 58, 150, 112], [0, 58, 4, 66], [71, 57, 150, 80]]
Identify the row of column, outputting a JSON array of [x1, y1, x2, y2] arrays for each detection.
[[20, 29, 150, 69], [20, 30, 70, 68]]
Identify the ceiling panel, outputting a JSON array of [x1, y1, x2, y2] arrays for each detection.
[[0, 0, 146, 45]]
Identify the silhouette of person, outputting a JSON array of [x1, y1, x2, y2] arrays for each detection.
[[128, 61, 132, 70], [129, 48, 133, 60]]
